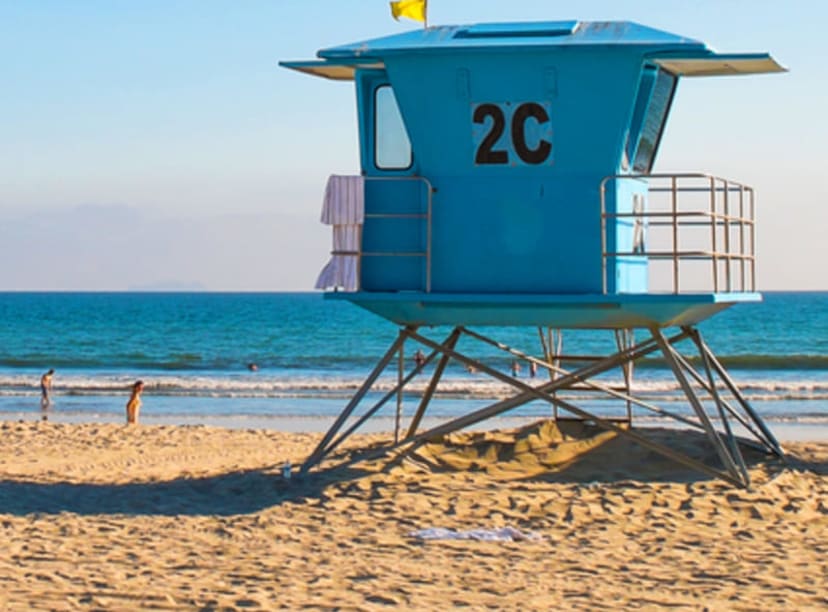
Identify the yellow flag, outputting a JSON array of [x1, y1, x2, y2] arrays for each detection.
[[390, 0, 427, 24]]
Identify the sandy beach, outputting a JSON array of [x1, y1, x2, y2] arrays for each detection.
[[0, 419, 825, 610]]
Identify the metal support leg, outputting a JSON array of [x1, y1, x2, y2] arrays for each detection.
[[652, 327, 746, 485], [302, 329, 409, 473], [406, 327, 462, 439], [323, 328, 452, 462], [670, 348, 769, 449], [694, 332, 750, 484], [538, 328, 563, 419], [615, 329, 634, 422], [395, 338, 404, 444], [687, 327, 783, 457]]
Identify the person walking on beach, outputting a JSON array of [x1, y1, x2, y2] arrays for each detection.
[[510, 360, 521, 377], [126, 380, 145, 424], [40, 369, 55, 407], [413, 349, 426, 369]]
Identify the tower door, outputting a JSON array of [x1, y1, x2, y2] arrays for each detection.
[[356, 72, 430, 292]]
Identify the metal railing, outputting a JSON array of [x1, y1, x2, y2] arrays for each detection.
[[601, 173, 756, 294], [337, 175, 434, 292]]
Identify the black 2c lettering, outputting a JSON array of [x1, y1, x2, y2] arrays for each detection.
[[473, 102, 552, 165], [473, 103, 508, 164]]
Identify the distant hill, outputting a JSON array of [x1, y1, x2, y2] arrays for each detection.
[[128, 281, 207, 292]]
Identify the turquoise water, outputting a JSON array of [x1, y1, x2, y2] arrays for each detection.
[[0, 292, 825, 425]]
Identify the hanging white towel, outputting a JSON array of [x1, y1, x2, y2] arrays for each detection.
[[314, 226, 361, 291], [316, 175, 364, 291], [320, 175, 365, 225]]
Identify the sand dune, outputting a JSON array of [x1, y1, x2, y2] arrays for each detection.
[[0, 419, 825, 610]]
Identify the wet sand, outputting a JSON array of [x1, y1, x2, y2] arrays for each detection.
[[0, 420, 825, 610]]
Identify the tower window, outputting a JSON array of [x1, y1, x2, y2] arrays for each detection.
[[374, 85, 413, 170]]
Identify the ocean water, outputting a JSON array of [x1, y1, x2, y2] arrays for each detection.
[[0, 292, 826, 429]]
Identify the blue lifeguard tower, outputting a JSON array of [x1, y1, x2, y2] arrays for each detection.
[[282, 20, 786, 487]]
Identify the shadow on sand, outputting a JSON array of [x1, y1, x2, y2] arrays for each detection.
[[0, 464, 373, 518], [0, 421, 819, 517]]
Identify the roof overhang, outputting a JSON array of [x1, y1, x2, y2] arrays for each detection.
[[279, 59, 385, 81], [653, 53, 787, 77]]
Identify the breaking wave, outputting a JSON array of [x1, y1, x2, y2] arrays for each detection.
[[2, 373, 828, 403]]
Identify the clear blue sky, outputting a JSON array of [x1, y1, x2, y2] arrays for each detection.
[[1, 1, 825, 290]]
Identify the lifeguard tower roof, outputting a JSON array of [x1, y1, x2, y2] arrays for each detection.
[[283, 21, 785, 329], [287, 21, 783, 80]]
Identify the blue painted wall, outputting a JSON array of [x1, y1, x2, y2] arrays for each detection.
[[356, 47, 647, 294]]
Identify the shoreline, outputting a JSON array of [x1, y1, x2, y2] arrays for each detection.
[[4, 410, 828, 442]]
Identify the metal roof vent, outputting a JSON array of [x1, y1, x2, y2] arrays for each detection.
[[453, 21, 579, 39]]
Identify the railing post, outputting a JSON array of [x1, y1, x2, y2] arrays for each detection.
[[723, 179, 731, 292], [600, 178, 608, 294], [671, 175, 679, 293], [750, 188, 756, 292], [739, 185, 746, 292], [426, 184, 432, 293], [395, 338, 404, 444], [357, 225, 363, 291], [709, 176, 718, 292]]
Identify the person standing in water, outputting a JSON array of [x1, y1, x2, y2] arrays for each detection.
[[126, 380, 145, 424], [40, 369, 55, 407]]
